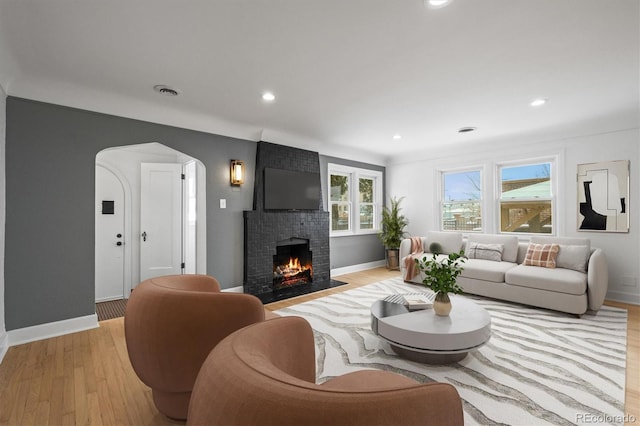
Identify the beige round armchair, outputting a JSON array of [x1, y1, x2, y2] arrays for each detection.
[[187, 316, 464, 426], [124, 274, 272, 420]]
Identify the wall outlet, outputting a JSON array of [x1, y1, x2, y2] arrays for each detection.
[[220, 199, 226, 209], [621, 276, 638, 288]]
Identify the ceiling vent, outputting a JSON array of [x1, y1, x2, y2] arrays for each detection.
[[153, 85, 180, 96]]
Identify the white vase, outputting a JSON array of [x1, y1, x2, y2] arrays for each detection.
[[433, 292, 452, 316]]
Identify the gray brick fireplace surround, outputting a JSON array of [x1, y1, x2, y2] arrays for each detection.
[[243, 142, 333, 299]]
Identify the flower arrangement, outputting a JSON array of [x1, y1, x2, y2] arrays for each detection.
[[415, 250, 465, 316]]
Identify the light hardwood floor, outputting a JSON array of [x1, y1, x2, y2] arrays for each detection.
[[0, 267, 637, 426]]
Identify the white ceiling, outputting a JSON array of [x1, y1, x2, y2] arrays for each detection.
[[0, 0, 638, 164]]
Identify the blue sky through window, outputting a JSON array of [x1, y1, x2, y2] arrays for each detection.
[[501, 163, 550, 181], [444, 163, 551, 201], [444, 171, 480, 201]]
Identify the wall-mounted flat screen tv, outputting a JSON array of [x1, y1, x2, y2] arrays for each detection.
[[264, 167, 321, 210]]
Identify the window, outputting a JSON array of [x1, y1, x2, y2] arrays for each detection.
[[329, 164, 382, 235], [330, 173, 350, 232], [440, 169, 482, 232], [499, 161, 553, 234]]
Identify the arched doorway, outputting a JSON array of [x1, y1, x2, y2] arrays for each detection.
[[95, 142, 206, 301]]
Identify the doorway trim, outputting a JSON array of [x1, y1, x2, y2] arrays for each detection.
[[95, 161, 133, 300], [95, 142, 207, 301]]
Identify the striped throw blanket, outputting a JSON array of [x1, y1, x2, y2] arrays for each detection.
[[403, 236, 424, 281]]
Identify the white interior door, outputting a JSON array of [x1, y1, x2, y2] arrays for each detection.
[[95, 165, 125, 301], [140, 163, 183, 281]]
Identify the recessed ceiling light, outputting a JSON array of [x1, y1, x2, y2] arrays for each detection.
[[262, 92, 276, 102], [530, 98, 548, 107], [393, 134, 402, 140], [458, 126, 477, 133], [425, 0, 453, 9], [153, 85, 180, 96]]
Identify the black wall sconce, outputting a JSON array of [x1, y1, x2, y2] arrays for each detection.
[[230, 160, 245, 186]]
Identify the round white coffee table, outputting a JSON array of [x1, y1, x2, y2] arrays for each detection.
[[371, 295, 491, 364]]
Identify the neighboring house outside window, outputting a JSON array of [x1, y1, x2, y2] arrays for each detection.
[[328, 164, 382, 236], [498, 161, 554, 234], [440, 169, 483, 232]]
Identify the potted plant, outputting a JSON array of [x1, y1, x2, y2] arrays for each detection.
[[378, 197, 409, 270], [415, 250, 465, 316]]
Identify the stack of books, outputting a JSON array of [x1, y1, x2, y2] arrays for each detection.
[[402, 293, 435, 311], [382, 292, 435, 311]]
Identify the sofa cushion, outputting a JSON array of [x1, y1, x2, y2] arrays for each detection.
[[466, 234, 519, 262], [466, 242, 503, 262], [505, 264, 587, 295], [556, 244, 590, 273], [425, 231, 462, 255], [530, 236, 590, 249], [530, 236, 591, 272], [523, 243, 559, 268], [460, 259, 517, 283]]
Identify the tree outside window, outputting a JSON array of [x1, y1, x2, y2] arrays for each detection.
[[441, 170, 482, 232], [359, 177, 375, 230], [328, 164, 382, 236], [330, 174, 350, 232]]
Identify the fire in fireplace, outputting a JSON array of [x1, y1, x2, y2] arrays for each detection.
[[273, 238, 313, 290]]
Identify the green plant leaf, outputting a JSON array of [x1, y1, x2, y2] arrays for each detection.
[[415, 250, 466, 295], [378, 196, 408, 249]]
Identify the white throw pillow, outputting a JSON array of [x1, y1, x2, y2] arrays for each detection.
[[466, 242, 504, 262], [467, 234, 519, 262]]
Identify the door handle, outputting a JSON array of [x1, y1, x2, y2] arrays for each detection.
[[142, 231, 147, 242]]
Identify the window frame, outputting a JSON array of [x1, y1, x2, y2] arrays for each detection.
[[438, 167, 484, 233], [496, 158, 557, 236], [328, 163, 383, 237]]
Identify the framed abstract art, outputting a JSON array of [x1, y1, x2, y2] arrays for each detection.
[[577, 160, 630, 232]]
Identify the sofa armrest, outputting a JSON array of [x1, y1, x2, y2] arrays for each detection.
[[587, 248, 608, 311]]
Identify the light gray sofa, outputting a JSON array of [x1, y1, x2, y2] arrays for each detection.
[[400, 231, 608, 315]]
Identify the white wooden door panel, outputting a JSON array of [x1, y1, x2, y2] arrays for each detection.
[[140, 163, 183, 281], [95, 165, 125, 301]]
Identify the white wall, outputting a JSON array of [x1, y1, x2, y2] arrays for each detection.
[[0, 85, 7, 362], [387, 129, 640, 304]]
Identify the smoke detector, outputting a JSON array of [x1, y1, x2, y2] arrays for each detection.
[[153, 85, 180, 96]]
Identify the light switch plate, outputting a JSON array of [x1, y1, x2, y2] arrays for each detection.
[[220, 199, 226, 209]]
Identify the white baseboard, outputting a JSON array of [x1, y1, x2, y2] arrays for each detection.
[[0, 331, 8, 365], [222, 286, 244, 293], [331, 260, 387, 277], [7, 314, 99, 347], [605, 290, 640, 306], [95, 295, 128, 303]]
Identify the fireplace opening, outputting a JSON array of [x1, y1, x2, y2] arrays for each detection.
[[273, 238, 312, 290]]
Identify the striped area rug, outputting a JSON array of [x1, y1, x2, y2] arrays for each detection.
[[274, 278, 627, 426]]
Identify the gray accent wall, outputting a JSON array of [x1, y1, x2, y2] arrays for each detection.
[[320, 155, 386, 269], [4, 97, 388, 331], [5, 97, 256, 330]]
